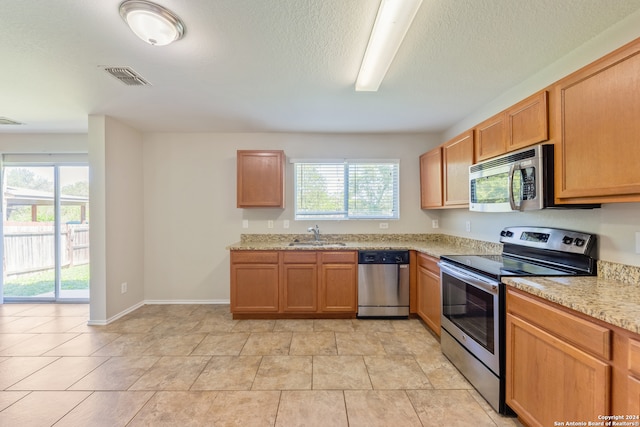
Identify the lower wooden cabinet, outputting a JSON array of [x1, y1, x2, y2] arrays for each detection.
[[503, 288, 640, 426], [416, 253, 440, 336], [230, 250, 357, 317]]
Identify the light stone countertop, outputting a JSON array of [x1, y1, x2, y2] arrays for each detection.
[[502, 275, 640, 335], [228, 233, 640, 335]]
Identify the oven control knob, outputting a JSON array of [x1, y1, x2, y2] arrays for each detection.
[[562, 236, 574, 245], [574, 238, 585, 247]]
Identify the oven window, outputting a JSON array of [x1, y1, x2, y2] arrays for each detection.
[[442, 273, 495, 353]]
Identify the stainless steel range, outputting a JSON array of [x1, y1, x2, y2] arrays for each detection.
[[438, 226, 597, 414]]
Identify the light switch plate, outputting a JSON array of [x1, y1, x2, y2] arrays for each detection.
[[283, 220, 290, 229], [242, 219, 249, 229], [636, 232, 640, 254]]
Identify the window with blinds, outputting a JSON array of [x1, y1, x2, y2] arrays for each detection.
[[294, 160, 399, 220]]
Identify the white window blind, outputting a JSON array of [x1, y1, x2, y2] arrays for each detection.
[[293, 159, 399, 220]]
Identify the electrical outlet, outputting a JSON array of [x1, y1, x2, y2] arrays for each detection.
[[267, 220, 274, 229], [242, 219, 249, 229], [283, 220, 290, 229], [465, 221, 471, 232], [432, 219, 439, 229], [636, 232, 640, 254], [379, 223, 389, 229], [121, 282, 128, 294]]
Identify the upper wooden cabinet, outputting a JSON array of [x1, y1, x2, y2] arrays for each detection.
[[237, 150, 285, 208], [442, 130, 474, 207], [419, 147, 443, 208], [554, 38, 640, 204], [474, 91, 548, 162]]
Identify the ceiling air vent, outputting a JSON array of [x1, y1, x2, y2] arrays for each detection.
[[0, 117, 23, 125], [104, 67, 151, 86]]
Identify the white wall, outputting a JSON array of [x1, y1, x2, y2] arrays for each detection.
[[89, 116, 145, 322], [142, 132, 440, 301], [436, 8, 640, 267]]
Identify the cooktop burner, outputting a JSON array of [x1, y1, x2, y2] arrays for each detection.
[[439, 254, 579, 279]]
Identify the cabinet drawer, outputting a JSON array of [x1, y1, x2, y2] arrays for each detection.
[[417, 253, 439, 274], [507, 289, 611, 360], [283, 251, 317, 264], [629, 338, 640, 377], [321, 251, 357, 264], [231, 251, 279, 264]]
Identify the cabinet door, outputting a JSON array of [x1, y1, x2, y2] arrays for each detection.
[[282, 263, 318, 312], [419, 147, 443, 208], [507, 90, 548, 152], [442, 130, 474, 207], [319, 264, 357, 313], [416, 261, 440, 336], [554, 39, 640, 203], [506, 313, 610, 427], [629, 376, 640, 416], [237, 150, 285, 208], [230, 264, 279, 313], [475, 113, 506, 161]]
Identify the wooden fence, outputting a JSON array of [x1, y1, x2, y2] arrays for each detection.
[[3, 223, 89, 276]]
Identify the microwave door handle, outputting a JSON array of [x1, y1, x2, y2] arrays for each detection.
[[508, 164, 517, 210], [509, 164, 525, 211]]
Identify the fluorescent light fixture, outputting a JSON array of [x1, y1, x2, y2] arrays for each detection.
[[119, 0, 185, 46], [355, 0, 423, 91]]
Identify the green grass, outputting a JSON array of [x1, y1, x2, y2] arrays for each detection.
[[3, 264, 89, 297]]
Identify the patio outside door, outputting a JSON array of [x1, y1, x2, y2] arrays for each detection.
[[2, 163, 89, 302]]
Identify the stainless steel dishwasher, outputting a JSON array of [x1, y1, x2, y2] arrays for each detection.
[[357, 250, 410, 318]]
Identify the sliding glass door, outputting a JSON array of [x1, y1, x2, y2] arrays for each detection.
[[2, 162, 89, 302]]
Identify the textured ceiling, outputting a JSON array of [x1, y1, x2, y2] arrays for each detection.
[[1, 0, 640, 134]]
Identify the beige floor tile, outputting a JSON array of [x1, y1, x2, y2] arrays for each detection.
[[276, 390, 348, 427], [43, 332, 121, 356], [414, 352, 473, 389], [351, 319, 396, 333], [274, 319, 315, 332], [143, 333, 206, 356], [0, 333, 78, 356], [24, 316, 88, 333], [0, 391, 91, 427], [191, 356, 262, 390], [104, 316, 165, 334], [252, 356, 312, 390], [207, 390, 280, 426], [391, 318, 431, 333], [0, 333, 37, 351], [232, 319, 276, 332], [364, 355, 433, 390], [335, 332, 386, 355], [313, 319, 355, 332], [0, 304, 40, 316], [54, 391, 155, 427], [69, 356, 159, 390], [18, 304, 89, 317], [241, 332, 292, 355], [312, 356, 372, 390], [189, 317, 239, 333], [468, 388, 523, 426], [90, 333, 157, 356], [0, 356, 58, 389], [9, 356, 109, 390], [376, 330, 440, 355], [344, 390, 422, 427], [149, 319, 202, 335], [129, 356, 211, 390], [191, 332, 249, 355], [0, 316, 55, 333], [0, 391, 29, 411], [289, 331, 337, 355], [407, 389, 498, 427], [128, 390, 218, 426]]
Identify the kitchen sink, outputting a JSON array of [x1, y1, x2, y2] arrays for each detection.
[[288, 241, 346, 247]]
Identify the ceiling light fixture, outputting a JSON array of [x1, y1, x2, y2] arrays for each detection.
[[119, 0, 185, 46], [355, 0, 423, 91]]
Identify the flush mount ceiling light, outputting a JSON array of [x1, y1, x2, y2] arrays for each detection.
[[119, 0, 185, 46], [355, 0, 423, 91]]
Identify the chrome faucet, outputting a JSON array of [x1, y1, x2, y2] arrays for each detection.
[[308, 224, 320, 241]]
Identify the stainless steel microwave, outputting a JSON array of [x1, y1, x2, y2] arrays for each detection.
[[469, 144, 599, 212]]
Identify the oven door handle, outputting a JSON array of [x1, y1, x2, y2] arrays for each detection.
[[439, 263, 499, 295]]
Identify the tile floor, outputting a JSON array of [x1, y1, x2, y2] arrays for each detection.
[[0, 303, 522, 426]]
